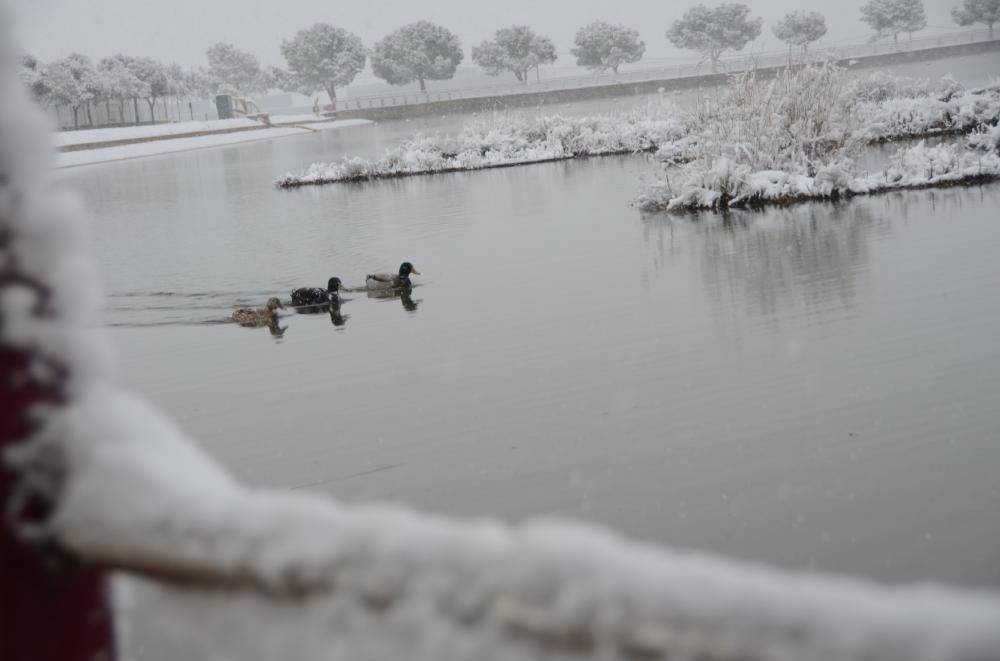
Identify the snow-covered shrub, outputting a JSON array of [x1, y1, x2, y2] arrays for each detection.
[[639, 142, 1000, 211], [968, 124, 1000, 153], [854, 85, 1000, 142], [639, 64, 1000, 212], [680, 63, 861, 175], [276, 104, 686, 186]]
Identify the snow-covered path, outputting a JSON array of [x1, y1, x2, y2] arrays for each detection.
[[55, 119, 372, 168]]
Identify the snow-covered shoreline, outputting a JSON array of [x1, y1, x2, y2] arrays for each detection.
[[275, 70, 1000, 190], [55, 119, 373, 168], [636, 66, 1000, 212], [275, 109, 686, 187], [638, 142, 1000, 212], [55, 114, 347, 148]]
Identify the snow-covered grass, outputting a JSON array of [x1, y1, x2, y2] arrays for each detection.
[[275, 106, 687, 187], [638, 65, 1000, 212]]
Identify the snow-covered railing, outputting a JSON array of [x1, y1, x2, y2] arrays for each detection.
[[4, 13, 1000, 661], [329, 28, 996, 112]]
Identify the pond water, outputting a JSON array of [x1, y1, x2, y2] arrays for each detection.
[[61, 55, 1000, 590]]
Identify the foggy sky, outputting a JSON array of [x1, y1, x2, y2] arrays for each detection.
[[15, 0, 962, 70]]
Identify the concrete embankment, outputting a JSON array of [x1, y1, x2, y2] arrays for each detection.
[[331, 39, 1000, 122]]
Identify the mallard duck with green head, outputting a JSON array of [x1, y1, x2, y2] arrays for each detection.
[[366, 262, 420, 290], [232, 297, 284, 325]]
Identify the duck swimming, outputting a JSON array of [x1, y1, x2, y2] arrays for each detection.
[[291, 277, 342, 310], [232, 297, 284, 325], [366, 262, 420, 290]]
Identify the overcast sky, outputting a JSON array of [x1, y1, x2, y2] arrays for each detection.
[[15, 0, 962, 69]]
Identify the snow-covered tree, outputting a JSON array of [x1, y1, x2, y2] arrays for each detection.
[[772, 11, 828, 53], [667, 3, 763, 72], [97, 56, 150, 122], [371, 21, 464, 91], [165, 63, 191, 98], [952, 0, 1000, 38], [280, 23, 366, 100], [47, 53, 99, 128], [19, 54, 52, 107], [188, 68, 217, 100], [129, 57, 170, 121], [472, 25, 557, 82], [860, 0, 927, 44], [570, 21, 645, 73], [206, 42, 266, 95], [263, 65, 299, 93]]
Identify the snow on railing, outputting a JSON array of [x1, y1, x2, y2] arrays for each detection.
[[329, 29, 996, 112], [3, 13, 1000, 661]]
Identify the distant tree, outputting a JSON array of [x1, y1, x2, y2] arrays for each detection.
[[19, 54, 52, 107], [667, 3, 762, 72], [280, 23, 366, 100], [128, 57, 170, 121], [570, 21, 645, 73], [188, 68, 217, 100], [371, 21, 464, 91], [206, 42, 266, 95], [263, 65, 299, 93], [952, 0, 1000, 38], [47, 53, 99, 128], [472, 25, 557, 82], [772, 11, 828, 53], [97, 56, 150, 122], [860, 0, 927, 44], [165, 63, 190, 98]]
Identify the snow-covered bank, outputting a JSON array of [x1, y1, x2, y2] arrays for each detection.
[[276, 67, 1000, 190], [638, 142, 1000, 211], [55, 119, 372, 168], [275, 109, 686, 187], [56, 118, 266, 148], [857, 85, 1000, 143], [638, 65, 1000, 212], [56, 114, 343, 149]]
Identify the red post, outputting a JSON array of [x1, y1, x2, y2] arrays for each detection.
[[0, 288, 116, 658]]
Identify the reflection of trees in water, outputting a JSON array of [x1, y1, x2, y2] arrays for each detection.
[[644, 188, 991, 324], [702, 204, 880, 321]]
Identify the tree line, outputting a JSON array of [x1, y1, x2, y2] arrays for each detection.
[[21, 0, 997, 128]]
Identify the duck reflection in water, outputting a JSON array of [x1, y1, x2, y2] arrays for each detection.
[[367, 285, 421, 313], [329, 299, 350, 327], [265, 317, 288, 338]]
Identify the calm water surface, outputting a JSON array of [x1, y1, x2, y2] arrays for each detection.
[[61, 62, 1000, 589]]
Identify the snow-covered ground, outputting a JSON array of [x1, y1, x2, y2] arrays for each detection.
[[56, 119, 372, 168], [55, 114, 341, 148], [55, 118, 267, 147]]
